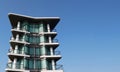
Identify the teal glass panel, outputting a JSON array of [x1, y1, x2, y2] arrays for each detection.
[[29, 36, 32, 43], [16, 59, 21, 69], [34, 24, 39, 33], [35, 60, 41, 69], [36, 37, 40, 43], [22, 35, 25, 41], [39, 24, 44, 32], [29, 59, 34, 69], [36, 48, 40, 56], [44, 24, 47, 32], [18, 46, 22, 54], [28, 36, 40, 43], [46, 48, 50, 55], [29, 48, 34, 56], [41, 46, 46, 55], [24, 59, 27, 69], [47, 60, 52, 70], [41, 59, 47, 69], [40, 36, 45, 42], [21, 21, 28, 30], [24, 46, 28, 54], [29, 24, 32, 32], [28, 24, 39, 33], [20, 59, 24, 69]]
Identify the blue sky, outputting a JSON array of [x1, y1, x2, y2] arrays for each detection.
[[0, 0, 120, 72]]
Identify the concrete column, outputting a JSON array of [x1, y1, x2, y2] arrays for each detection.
[[17, 21, 20, 30], [50, 47, 54, 55], [52, 60, 55, 70], [13, 58, 17, 69], [11, 37, 14, 40], [22, 35, 25, 42], [16, 34, 19, 41], [48, 36, 52, 43], [14, 45, 18, 54], [47, 24, 50, 32]]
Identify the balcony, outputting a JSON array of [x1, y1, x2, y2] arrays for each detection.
[[11, 28, 30, 34], [5, 63, 29, 72], [25, 65, 63, 72], [40, 51, 62, 61], [10, 37, 30, 44], [40, 39, 59, 48], [39, 29, 57, 39], [41, 65, 63, 72], [10, 38, 30, 48], [8, 49, 30, 61]]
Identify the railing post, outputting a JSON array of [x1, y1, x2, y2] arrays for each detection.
[[13, 58, 17, 69], [52, 60, 55, 70], [14, 45, 18, 54], [50, 47, 54, 55], [47, 24, 50, 32], [17, 21, 20, 30], [49, 36, 52, 43], [16, 34, 19, 41]]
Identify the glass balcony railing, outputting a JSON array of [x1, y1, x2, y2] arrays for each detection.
[[56, 65, 63, 70], [6, 63, 63, 70], [12, 27, 57, 33], [12, 27, 27, 32], [8, 49, 28, 55], [44, 51, 61, 55], [7, 63, 24, 69], [41, 39, 58, 43], [52, 29, 57, 32], [10, 37, 29, 44]]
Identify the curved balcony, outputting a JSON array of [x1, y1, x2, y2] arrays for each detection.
[[41, 65, 63, 72], [40, 51, 61, 61], [5, 63, 29, 72], [10, 37, 30, 44], [11, 28, 30, 34], [10, 38, 30, 48], [11, 29, 30, 39], [39, 29, 57, 39], [8, 49, 30, 61], [55, 65, 63, 70], [40, 39, 59, 49]]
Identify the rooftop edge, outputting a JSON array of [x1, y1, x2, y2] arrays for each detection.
[[8, 13, 60, 19]]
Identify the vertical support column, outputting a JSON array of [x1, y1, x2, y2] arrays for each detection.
[[47, 24, 50, 32], [50, 47, 54, 55], [52, 60, 55, 70], [13, 58, 17, 69], [22, 34, 25, 42], [14, 45, 18, 54], [16, 34, 19, 41], [49, 36, 52, 43], [17, 21, 20, 30]]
